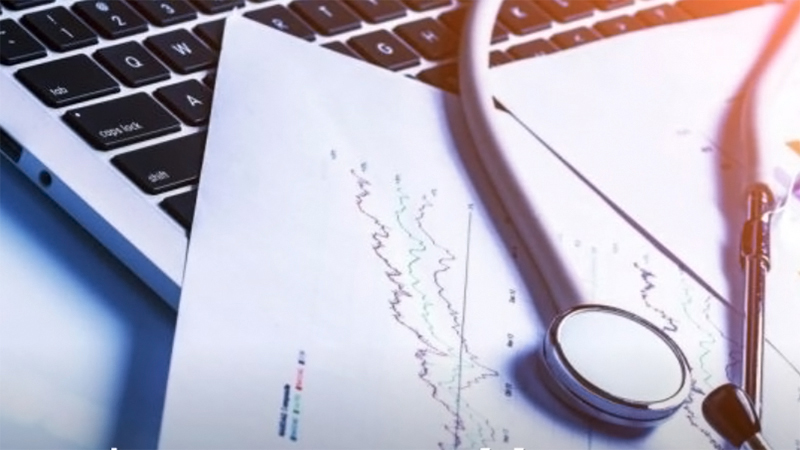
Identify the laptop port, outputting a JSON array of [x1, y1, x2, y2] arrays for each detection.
[[38, 170, 52, 187], [0, 127, 23, 163]]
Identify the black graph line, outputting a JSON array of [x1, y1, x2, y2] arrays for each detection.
[[682, 389, 726, 450], [634, 261, 679, 333], [351, 170, 445, 355]]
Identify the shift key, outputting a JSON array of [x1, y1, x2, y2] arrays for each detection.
[[112, 132, 206, 194], [64, 93, 181, 150]]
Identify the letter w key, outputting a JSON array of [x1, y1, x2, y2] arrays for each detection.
[[145, 29, 216, 74]]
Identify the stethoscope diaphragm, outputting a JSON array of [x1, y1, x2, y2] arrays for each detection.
[[542, 305, 692, 427]]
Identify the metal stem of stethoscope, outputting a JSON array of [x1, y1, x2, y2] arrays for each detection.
[[704, 2, 800, 447], [739, 184, 773, 418]]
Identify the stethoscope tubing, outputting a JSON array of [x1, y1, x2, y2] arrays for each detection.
[[457, 0, 693, 427], [458, 0, 587, 315]]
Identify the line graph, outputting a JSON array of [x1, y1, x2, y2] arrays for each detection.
[[633, 258, 742, 450], [628, 255, 738, 450], [550, 227, 797, 450], [350, 167, 501, 450], [331, 152, 800, 450]]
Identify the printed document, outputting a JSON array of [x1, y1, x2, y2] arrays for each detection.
[[493, 4, 800, 371], [160, 13, 800, 450]]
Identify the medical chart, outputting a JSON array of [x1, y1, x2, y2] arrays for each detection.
[[493, 4, 800, 372], [160, 13, 800, 450]]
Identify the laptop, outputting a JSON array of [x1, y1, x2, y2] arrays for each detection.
[[0, 0, 772, 307]]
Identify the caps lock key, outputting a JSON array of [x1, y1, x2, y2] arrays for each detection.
[[64, 93, 180, 150]]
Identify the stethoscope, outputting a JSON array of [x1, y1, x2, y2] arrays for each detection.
[[458, 0, 799, 440], [458, 0, 693, 427]]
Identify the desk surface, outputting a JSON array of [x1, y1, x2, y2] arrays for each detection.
[[0, 157, 175, 449]]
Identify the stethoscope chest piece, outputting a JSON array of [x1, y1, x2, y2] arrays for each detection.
[[542, 305, 692, 427]]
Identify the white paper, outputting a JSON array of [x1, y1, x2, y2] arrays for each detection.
[[494, 5, 800, 372], [160, 14, 800, 450]]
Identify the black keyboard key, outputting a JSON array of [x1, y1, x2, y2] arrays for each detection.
[[146, 29, 216, 73], [202, 70, 215, 87], [593, 15, 643, 37], [73, 1, 148, 39], [131, 0, 198, 27], [290, 1, 361, 36], [191, 0, 243, 14], [635, 4, 690, 26], [95, 41, 170, 87], [395, 18, 456, 60], [676, 0, 763, 18], [154, 79, 212, 125], [402, 0, 450, 11], [416, 62, 458, 93], [161, 189, 197, 229], [533, 0, 593, 23], [490, 50, 512, 66], [345, 0, 406, 23], [21, 6, 98, 52], [508, 38, 557, 59], [64, 93, 180, 150], [348, 29, 419, 70], [15, 54, 119, 107], [194, 18, 225, 49], [592, 0, 633, 11], [499, 1, 551, 35], [244, 5, 315, 41], [112, 132, 206, 194], [439, 8, 509, 44], [322, 41, 361, 59], [1, 0, 52, 10], [550, 26, 600, 49], [0, 19, 46, 65]]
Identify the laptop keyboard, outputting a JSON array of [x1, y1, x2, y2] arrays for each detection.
[[0, 0, 770, 231]]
